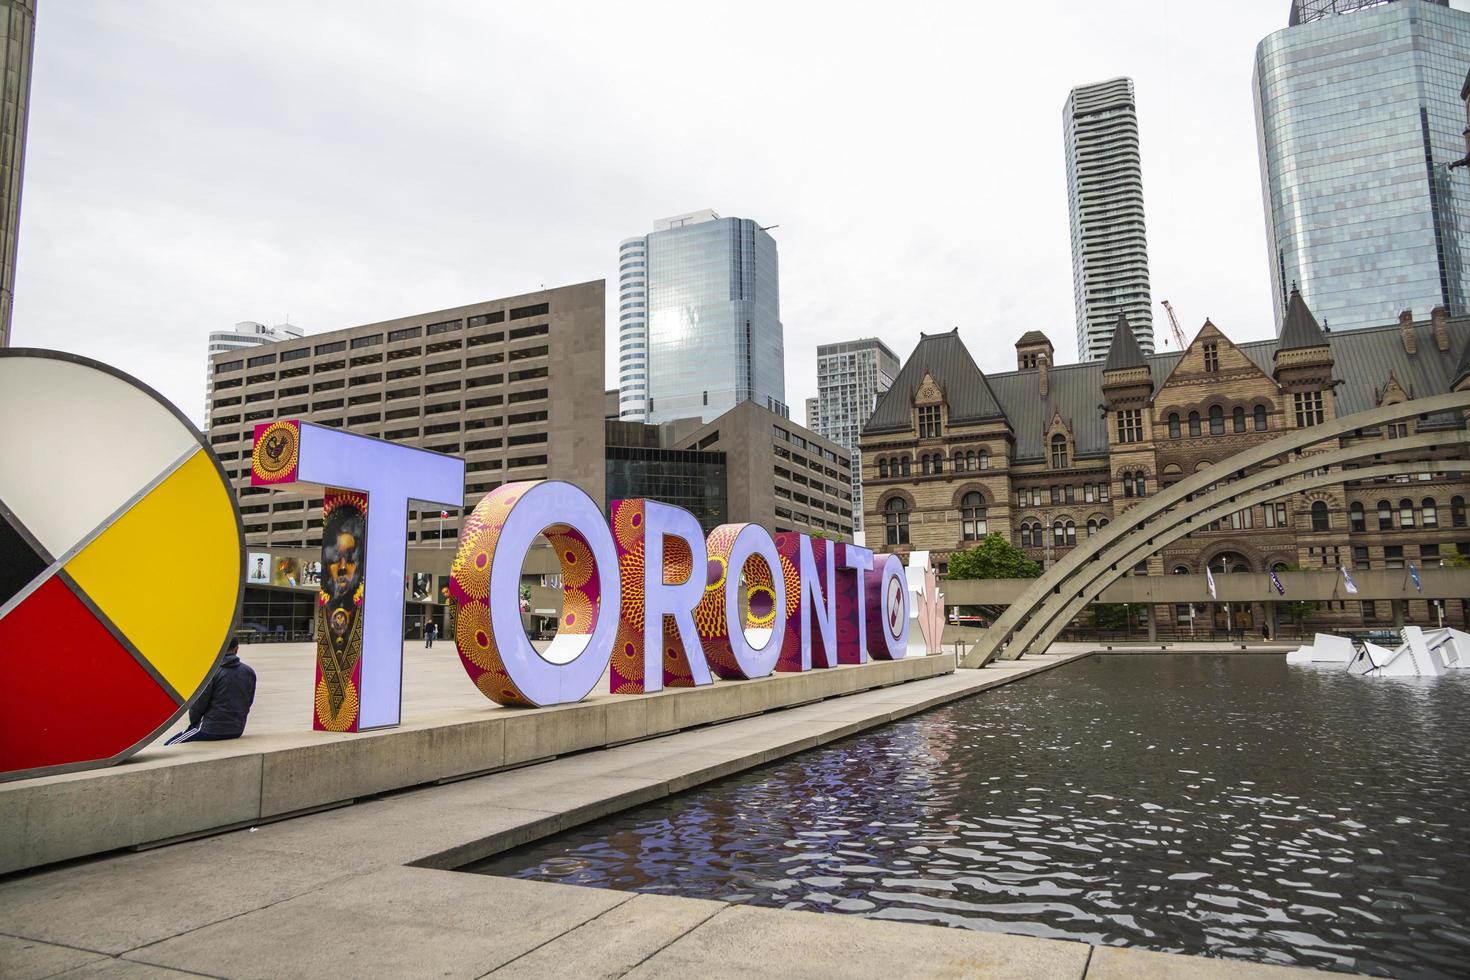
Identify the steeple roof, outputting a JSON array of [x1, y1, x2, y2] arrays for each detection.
[[1102, 314, 1147, 372], [1279, 285, 1328, 350], [863, 329, 1008, 434]]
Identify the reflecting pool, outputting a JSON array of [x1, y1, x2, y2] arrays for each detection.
[[469, 655, 1470, 976]]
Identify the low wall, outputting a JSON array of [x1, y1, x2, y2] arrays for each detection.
[[0, 654, 953, 875]]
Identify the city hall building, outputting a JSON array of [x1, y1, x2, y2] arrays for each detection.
[[860, 293, 1470, 631]]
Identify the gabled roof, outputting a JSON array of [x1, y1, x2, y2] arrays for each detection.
[[863, 329, 1008, 434], [1279, 286, 1328, 351], [872, 316, 1470, 463], [1102, 313, 1147, 372]]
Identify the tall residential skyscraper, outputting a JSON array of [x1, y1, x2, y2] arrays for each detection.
[[0, 0, 36, 348], [618, 209, 786, 424], [204, 320, 304, 426], [1255, 0, 1470, 334], [814, 338, 899, 531], [1064, 77, 1155, 363], [616, 236, 649, 420]]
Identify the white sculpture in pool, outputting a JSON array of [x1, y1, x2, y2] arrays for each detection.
[[1290, 627, 1470, 678]]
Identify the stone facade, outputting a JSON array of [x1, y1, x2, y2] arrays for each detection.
[[861, 295, 1470, 631]]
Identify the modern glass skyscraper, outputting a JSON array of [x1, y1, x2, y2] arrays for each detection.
[[1065, 77, 1155, 362], [815, 338, 898, 531], [1254, 0, 1470, 334], [622, 209, 786, 424]]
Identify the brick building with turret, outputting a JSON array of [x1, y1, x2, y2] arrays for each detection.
[[860, 294, 1470, 632]]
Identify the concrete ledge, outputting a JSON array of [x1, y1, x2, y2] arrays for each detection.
[[0, 654, 952, 875]]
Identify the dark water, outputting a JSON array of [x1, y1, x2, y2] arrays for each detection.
[[468, 656, 1470, 976]]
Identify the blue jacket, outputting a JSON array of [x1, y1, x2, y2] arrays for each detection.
[[188, 652, 257, 737]]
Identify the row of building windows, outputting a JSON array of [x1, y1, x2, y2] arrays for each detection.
[[1165, 404, 1270, 438], [878, 448, 992, 478], [1347, 496, 1466, 532]]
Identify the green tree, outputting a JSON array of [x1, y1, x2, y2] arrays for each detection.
[[945, 534, 1041, 580], [1089, 603, 1131, 631], [1443, 550, 1470, 569]]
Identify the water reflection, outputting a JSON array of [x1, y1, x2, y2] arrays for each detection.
[[469, 656, 1470, 977]]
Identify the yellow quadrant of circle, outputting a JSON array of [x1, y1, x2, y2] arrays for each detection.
[[64, 449, 239, 699]]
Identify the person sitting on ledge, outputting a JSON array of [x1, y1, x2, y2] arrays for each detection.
[[166, 639, 257, 744]]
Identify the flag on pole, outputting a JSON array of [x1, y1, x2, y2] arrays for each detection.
[[1205, 565, 1218, 599], [1340, 565, 1358, 595], [1409, 562, 1422, 593], [1269, 568, 1286, 595]]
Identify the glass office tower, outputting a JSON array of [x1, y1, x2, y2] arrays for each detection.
[[1254, 0, 1470, 334], [634, 209, 786, 424]]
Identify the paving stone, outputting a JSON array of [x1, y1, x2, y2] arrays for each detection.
[[1085, 945, 1312, 979], [0, 841, 358, 955], [0, 933, 107, 980], [488, 892, 725, 978], [123, 866, 629, 979], [624, 903, 1091, 979]]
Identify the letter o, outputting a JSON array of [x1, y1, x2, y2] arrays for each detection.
[[448, 480, 620, 706], [696, 523, 786, 679]]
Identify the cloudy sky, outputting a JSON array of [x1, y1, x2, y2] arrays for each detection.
[[15, 1, 1348, 425]]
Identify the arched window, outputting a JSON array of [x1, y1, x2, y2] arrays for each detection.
[[884, 497, 909, 546], [956, 450, 968, 471], [1399, 498, 1414, 528], [1053, 521, 1066, 547], [1098, 518, 1109, 530], [1209, 551, 1250, 574], [1189, 411, 1201, 437], [1377, 499, 1392, 530], [1134, 472, 1146, 497], [1254, 404, 1268, 431], [1453, 495, 1466, 528], [1311, 500, 1329, 531], [1233, 406, 1246, 433], [1087, 518, 1099, 537], [978, 450, 989, 470], [1349, 501, 1364, 532], [921, 455, 932, 475], [1422, 498, 1438, 528], [1020, 523, 1033, 548], [961, 491, 987, 540], [1123, 472, 1134, 498], [1209, 405, 1225, 435], [900, 457, 910, 477], [1168, 413, 1181, 438], [1172, 565, 1189, 575], [878, 458, 889, 479], [1051, 434, 1068, 469], [933, 454, 943, 474], [1065, 521, 1077, 546]]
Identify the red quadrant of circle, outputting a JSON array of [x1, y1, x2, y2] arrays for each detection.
[[0, 576, 179, 776]]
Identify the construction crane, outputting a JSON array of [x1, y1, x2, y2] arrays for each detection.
[[1160, 300, 1187, 351]]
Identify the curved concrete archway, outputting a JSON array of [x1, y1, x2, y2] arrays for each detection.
[[986, 429, 1469, 661], [965, 390, 1470, 665], [991, 457, 1470, 661]]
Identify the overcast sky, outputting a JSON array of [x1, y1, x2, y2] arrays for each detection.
[[13, 1, 1365, 425]]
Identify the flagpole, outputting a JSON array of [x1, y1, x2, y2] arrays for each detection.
[[439, 514, 443, 550]]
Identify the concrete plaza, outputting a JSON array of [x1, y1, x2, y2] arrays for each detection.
[[0, 644, 1313, 978]]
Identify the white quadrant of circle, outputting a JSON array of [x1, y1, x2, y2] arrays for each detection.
[[0, 357, 198, 557]]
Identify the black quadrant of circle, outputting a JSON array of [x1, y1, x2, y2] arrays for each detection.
[[0, 511, 50, 607]]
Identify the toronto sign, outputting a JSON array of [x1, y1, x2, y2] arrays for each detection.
[[0, 350, 919, 781]]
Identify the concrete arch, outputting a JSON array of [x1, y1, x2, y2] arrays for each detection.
[[984, 431, 1469, 662], [965, 390, 1470, 665], [1004, 457, 1470, 659]]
